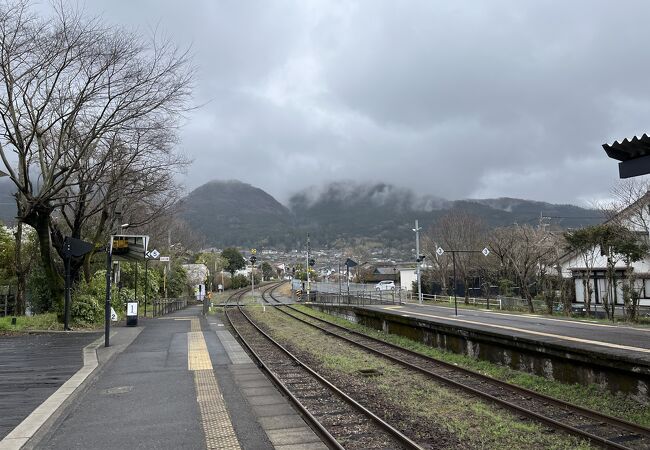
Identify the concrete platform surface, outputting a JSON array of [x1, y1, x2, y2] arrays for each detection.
[[3, 305, 326, 450]]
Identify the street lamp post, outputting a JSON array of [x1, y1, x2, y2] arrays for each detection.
[[144, 256, 148, 317], [104, 242, 112, 347], [338, 262, 341, 305]]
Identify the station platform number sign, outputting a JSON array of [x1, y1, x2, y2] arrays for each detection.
[[127, 302, 138, 317]]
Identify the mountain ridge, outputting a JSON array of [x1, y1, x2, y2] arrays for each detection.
[[180, 179, 603, 249]]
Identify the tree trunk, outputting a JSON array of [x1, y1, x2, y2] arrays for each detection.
[[583, 272, 592, 314], [13, 221, 26, 315], [556, 265, 569, 316], [30, 211, 64, 314], [544, 278, 554, 315], [604, 258, 615, 321], [522, 284, 535, 313]]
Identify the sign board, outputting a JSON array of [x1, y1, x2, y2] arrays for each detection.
[[160, 256, 170, 262], [64, 237, 94, 258], [126, 302, 138, 317], [110, 235, 149, 261], [436, 247, 445, 256], [482, 247, 490, 257], [110, 307, 118, 322], [146, 249, 160, 259]]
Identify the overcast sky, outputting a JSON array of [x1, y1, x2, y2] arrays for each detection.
[[76, 1, 650, 205]]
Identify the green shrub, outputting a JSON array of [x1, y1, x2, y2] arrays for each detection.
[[70, 294, 103, 326], [27, 264, 53, 313], [70, 270, 111, 325], [167, 265, 187, 298], [232, 274, 249, 289]]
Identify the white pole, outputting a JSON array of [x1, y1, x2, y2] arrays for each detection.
[[415, 219, 422, 304], [306, 233, 310, 301]]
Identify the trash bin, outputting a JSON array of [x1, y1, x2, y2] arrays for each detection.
[[126, 301, 138, 327]]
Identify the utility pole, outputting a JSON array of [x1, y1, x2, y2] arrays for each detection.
[[414, 220, 423, 304], [338, 262, 341, 304], [250, 249, 257, 299], [165, 229, 171, 299], [306, 234, 310, 301]]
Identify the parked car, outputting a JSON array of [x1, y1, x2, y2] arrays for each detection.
[[375, 280, 395, 291]]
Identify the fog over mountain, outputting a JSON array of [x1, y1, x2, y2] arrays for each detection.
[[180, 179, 603, 250], [290, 181, 448, 212]]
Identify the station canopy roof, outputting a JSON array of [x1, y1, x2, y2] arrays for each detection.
[[603, 134, 650, 178], [603, 134, 650, 161]]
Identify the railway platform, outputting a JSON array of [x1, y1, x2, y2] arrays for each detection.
[[1, 305, 325, 450]]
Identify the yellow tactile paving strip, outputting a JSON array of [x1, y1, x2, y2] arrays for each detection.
[[190, 317, 202, 332], [188, 332, 213, 370], [194, 370, 241, 449], [187, 318, 241, 450]]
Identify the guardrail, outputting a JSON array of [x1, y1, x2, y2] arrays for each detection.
[[305, 289, 403, 306], [406, 293, 503, 309], [152, 298, 189, 317], [405, 293, 556, 312], [310, 282, 548, 312]]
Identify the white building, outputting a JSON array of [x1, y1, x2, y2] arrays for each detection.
[[400, 268, 417, 291], [558, 192, 650, 307]]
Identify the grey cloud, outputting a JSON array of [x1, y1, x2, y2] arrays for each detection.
[[61, 0, 650, 206]]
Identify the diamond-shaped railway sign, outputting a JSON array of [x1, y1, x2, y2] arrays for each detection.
[[436, 247, 445, 256], [146, 249, 160, 259], [482, 247, 490, 257]]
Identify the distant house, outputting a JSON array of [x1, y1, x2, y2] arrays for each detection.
[[371, 266, 400, 282], [558, 192, 650, 307], [399, 268, 417, 291]]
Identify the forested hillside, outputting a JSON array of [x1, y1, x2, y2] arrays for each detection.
[[180, 180, 603, 249]]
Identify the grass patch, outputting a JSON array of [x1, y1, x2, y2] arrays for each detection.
[[294, 304, 650, 427], [0, 313, 61, 332]]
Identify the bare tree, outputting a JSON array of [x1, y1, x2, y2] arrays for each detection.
[[0, 1, 193, 305], [507, 225, 556, 313], [605, 179, 650, 233], [427, 210, 486, 302], [487, 227, 517, 293], [57, 128, 190, 282], [421, 232, 449, 294]]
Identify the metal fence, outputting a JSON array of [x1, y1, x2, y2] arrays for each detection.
[[313, 282, 405, 301], [312, 281, 552, 312], [151, 298, 189, 317], [0, 285, 14, 317], [406, 292, 553, 312], [307, 284, 403, 306]]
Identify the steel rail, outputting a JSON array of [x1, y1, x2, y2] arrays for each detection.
[[224, 285, 344, 450], [264, 283, 649, 450], [226, 284, 423, 450]]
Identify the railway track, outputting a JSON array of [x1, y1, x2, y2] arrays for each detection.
[[223, 284, 423, 450], [261, 282, 650, 450]]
